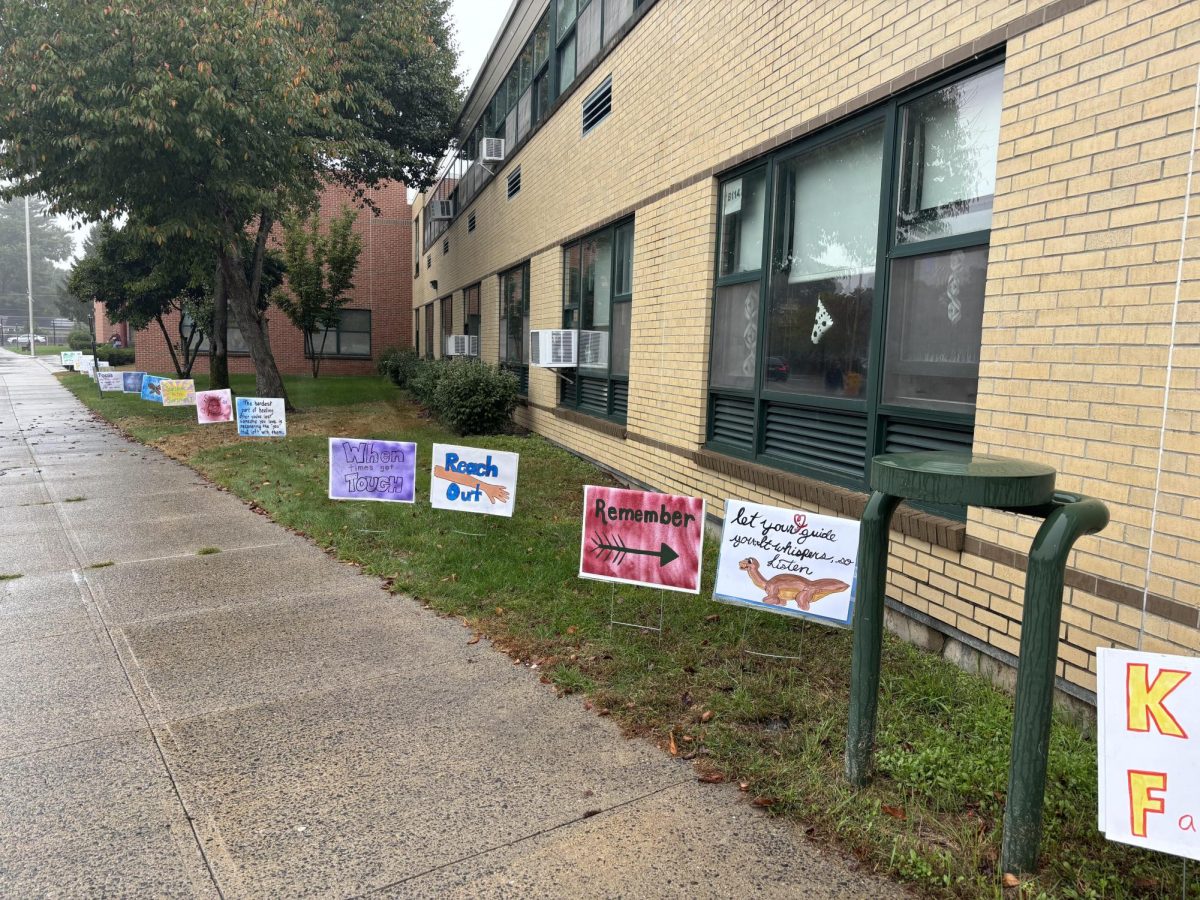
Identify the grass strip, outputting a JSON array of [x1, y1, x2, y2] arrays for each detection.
[[61, 371, 1194, 898]]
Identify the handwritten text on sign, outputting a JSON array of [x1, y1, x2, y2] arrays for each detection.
[[160, 379, 196, 407], [714, 500, 859, 627], [1097, 648, 1200, 861], [430, 443, 518, 517], [236, 398, 286, 437], [578, 485, 705, 594], [97, 371, 124, 392], [327, 438, 416, 504]]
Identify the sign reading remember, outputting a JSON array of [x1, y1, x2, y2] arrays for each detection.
[[328, 438, 416, 504], [1097, 648, 1200, 861], [430, 443, 518, 517], [236, 397, 286, 437], [579, 485, 705, 594], [714, 500, 859, 627]]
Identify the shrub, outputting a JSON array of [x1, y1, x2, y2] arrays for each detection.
[[431, 359, 519, 435], [406, 357, 450, 408], [94, 344, 135, 366], [377, 347, 420, 388], [67, 329, 93, 350]]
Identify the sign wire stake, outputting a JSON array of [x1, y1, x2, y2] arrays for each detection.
[[608, 583, 665, 636], [739, 607, 805, 662]]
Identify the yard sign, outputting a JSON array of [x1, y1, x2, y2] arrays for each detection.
[[328, 438, 416, 504], [236, 397, 286, 437], [430, 443, 519, 517], [1097, 647, 1200, 861], [578, 485, 705, 594], [140, 375, 164, 404], [160, 379, 196, 407], [122, 372, 146, 394], [96, 371, 124, 392], [713, 500, 859, 627], [195, 389, 233, 424]]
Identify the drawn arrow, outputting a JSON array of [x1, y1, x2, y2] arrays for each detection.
[[591, 533, 679, 567]]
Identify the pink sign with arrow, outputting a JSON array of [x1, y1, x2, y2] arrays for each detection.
[[578, 485, 706, 594]]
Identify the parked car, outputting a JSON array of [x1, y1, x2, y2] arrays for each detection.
[[765, 356, 790, 382], [6, 334, 47, 346]]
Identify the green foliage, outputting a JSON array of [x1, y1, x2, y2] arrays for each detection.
[[94, 344, 135, 366], [67, 329, 93, 351], [431, 359, 519, 435], [272, 207, 363, 377], [405, 357, 451, 408], [377, 347, 421, 388]]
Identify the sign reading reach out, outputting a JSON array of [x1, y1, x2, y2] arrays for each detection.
[[430, 443, 519, 517], [1097, 648, 1200, 861]]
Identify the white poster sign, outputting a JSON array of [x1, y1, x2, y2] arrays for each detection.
[[714, 500, 859, 627], [60, 351, 81, 367], [96, 371, 124, 392], [1097, 648, 1200, 860], [78, 355, 96, 375], [723, 178, 743, 214], [236, 397, 287, 438], [430, 443, 519, 517]]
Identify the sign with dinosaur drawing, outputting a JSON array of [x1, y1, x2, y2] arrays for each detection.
[[714, 500, 859, 627], [578, 485, 705, 594], [430, 443, 519, 517]]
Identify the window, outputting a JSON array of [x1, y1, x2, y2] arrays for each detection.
[[440, 296, 453, 354], [424, 303, 434, 360], [560, 219, 632, 422], [507, 166, 522, 198], [463, 283, 481, 356], [308, 309, 371, 359], [499, 263, 530, 395], [414, 310, 420, 355], [185, 312, 251, 355], [706, 62, 1002, 492]]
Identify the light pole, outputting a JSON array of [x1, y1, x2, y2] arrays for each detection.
[[24, 195, 35, 358]]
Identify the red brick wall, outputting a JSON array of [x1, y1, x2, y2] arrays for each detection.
[[133, 181, 412, 376], [92, 302, 130, 347]]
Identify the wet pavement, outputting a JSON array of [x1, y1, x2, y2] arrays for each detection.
[[0, 350, 902, 899]]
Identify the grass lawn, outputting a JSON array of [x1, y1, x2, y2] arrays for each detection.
[[61, 371, 1194, 899]]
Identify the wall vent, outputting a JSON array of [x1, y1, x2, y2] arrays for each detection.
[[507, 166, 522, 199], [582, 75, 612, 136], [468, 211, 476, 232], [442, 238, 449, 254]]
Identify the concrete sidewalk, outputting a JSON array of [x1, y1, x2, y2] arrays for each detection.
[[0, 350, 899, 899]]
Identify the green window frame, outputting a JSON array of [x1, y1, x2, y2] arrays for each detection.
[[440, 295, 453, 347], [706, 58, 1003, 500], [463, 283, 482, 355], [499, 263, 530, 396], [424, 303, 434, 360], [559, 218, 632, 423], [308, 309, 371, 359]]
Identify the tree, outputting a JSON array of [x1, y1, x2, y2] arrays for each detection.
[[67, 223, 210, 377], [273, 206, 363, 378], [0, 196, 73, 324], [0, 0, 460, 407]]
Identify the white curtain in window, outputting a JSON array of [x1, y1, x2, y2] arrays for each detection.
[[738, 175, 766, 272], [914, 67, 1002, 212], [788, 126, 883, 283]]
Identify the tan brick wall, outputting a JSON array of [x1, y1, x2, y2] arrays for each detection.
[[417, 0, 1200, 695]]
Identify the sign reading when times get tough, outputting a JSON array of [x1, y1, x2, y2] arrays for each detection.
[[578, 485, 705, 594]]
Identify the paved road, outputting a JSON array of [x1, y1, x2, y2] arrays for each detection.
[[0, 351, 900, 899]]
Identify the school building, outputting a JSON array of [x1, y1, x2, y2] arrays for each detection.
[[412, 0, 1200, 702], [133, 181, 413, 377]]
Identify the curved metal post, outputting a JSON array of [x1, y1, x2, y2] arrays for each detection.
[[846, 490, 903, 786], [1000, 496, 1109, 874]]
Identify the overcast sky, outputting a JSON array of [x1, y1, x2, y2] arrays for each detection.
[[57, 1, 511, 260]]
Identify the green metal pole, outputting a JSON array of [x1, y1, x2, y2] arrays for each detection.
[[1000, 496, 1108, 874], [846, 490, 903, 786]]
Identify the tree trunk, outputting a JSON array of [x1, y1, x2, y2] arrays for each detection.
[[155, 313, 185, 378], [209, 262, 230, 390], [219, 248, 292, 410]]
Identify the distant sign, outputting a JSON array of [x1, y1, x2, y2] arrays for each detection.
[[160, 379, 196, 407], [122, 372, 146, 394], [579, 485, 705, 594], [236, 397, 286, 437], [96, 371, 124, 392], [140, 375, 164, 404], [97, 361, 111, 369], [60, 351, 81, 367], [1097, 648, 1200, 861], [196, 389, 233, 424], [78, 355, 96, 375], [714, 500, 859, 627], [328, 438, 416, 503], [430, 443, 518, 517]]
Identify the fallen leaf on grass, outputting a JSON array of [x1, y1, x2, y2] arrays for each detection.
[[566, 625, 577, 635], [704, 614, 720, 623], [700, 710, 714, 723], [697, 773, 724, 784], [466, 634, 481, 645], [668, 732, 678, 756], [881, 805, 906, 821], [752, 796, 778, 808], [583, 700, 593, 711], [1002, 873, 1020, 888], [738, 781, 749, 792]]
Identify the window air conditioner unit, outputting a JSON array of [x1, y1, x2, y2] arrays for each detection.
[[578, 330, 609, 368], [430, 199, 454, 220], [480, 137, 506, 163], [530, 329, 577, 368], [445, 334, 480, 357]]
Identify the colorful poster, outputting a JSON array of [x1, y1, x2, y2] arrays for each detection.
[[578, 485, 705, 594], [122, 372, 146, 394], [430, 443, 518, 517], [1097, 648, 1200, 861], [236, 397, 286, 437], [713, 500, 859, 627], [96, 371, 124, 392], [140, 375, 164, 404], [60, 351, 81, 367], [160, 379, 196, 407], [196, 389, 234, 424], [328, 438, 416, 504]]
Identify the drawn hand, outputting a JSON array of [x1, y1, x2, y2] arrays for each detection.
[[478, 481, 510, 504]]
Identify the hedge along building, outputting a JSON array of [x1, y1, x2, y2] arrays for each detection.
[[133, 181, 413, 377], [413, 0, 1200, 702]]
